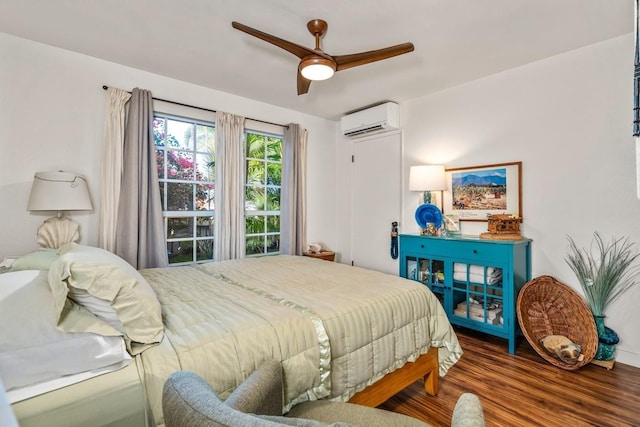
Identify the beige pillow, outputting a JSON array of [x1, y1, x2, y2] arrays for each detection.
[[48, 243, 164, 355]]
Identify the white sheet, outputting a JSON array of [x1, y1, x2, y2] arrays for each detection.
[[0, 270, 132, 401]]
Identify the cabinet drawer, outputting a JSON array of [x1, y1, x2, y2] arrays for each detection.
[[400, 235, 511, 263]]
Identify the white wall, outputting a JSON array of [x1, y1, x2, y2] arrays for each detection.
[[396, 34, 639, 367], [0, 32, 337, 259]]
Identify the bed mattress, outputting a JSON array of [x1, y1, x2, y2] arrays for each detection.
[[10, 359, 151, 427]]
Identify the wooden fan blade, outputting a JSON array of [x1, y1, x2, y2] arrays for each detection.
[[232, 21, 318, 60], [333, 42, 414, 71], [297, 71, 312, 95]]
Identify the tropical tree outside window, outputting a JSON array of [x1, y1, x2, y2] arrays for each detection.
[[245, 131, 282, 256], [154, 114, 215, 265]]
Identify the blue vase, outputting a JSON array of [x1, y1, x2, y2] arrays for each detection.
[[593, 315, 617, 361]]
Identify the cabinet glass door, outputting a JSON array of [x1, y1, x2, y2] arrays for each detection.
[[405, 256, 446, 305], [451, 262, 504, 328]]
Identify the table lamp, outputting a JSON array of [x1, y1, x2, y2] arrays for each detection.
[[409, 165, 446, 208], [27, 171, 93, 249]]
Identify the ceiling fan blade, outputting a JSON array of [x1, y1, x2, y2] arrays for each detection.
[[333, 42, 415, 71], [232, 21, 318, 60], [297, 71, 312, 95]]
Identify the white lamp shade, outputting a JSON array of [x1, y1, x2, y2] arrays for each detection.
[[300, 56, 336, 81], [409, 165, 446, 191], [301, 64, 335, 80], [27, 171, 93, 212]]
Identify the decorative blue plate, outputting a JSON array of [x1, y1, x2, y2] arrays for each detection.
[[415, 204, 443, 229]]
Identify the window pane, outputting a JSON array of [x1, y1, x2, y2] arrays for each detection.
[[167, 150, 195, 180], [245, 186, 264, 211], [196, 240, 214, 261], [266, 235, 279, 253], [246, 236, 264, 255], [196, 184, 214, 211], [246, 133, 264, 159], [246, 160, 265, 185], [159, 182, 165, 209], [166, 119, 194, 150], [195, 125, 215, 152], [167, 217, 193, 239], [168, 240, 193, 264], [195, 153, 215, 182], [156, 149, 165, 179], [167, 182, 194, 210], [196, 216, 214, 237], [267, 215, 280, 233], [266, 163, 281, 186], [153, 118, 166, 146], [266, 187, 280, 211], [267, 137, 282, 161], [246, 215, 264, 234]]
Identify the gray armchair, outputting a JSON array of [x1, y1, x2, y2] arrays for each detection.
[[162, 360, 485, 427]]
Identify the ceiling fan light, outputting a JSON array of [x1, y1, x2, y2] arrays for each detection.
[[300, 57, 336, 81]]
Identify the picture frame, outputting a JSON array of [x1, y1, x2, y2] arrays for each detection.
[[443, 213, 460, 234], [443, 162, 522, 221]]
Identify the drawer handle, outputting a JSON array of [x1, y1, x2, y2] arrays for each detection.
[[473, 250, 478, 254], [420, 244, 424, 248]]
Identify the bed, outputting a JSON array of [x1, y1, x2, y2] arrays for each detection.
[[2, 244, 462, 427]]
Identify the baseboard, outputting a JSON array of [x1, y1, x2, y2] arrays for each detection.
[[614, 347, 640, 368]]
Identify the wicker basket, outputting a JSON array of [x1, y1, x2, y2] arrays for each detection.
[[516, 275, 598, 370]]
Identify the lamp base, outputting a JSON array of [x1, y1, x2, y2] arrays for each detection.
[[36, 217, 80, 249]]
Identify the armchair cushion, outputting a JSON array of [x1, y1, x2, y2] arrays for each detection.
[[287, 400, 431, 427]]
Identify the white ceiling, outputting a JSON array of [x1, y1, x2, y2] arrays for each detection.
[[0, 0, 633, 120]]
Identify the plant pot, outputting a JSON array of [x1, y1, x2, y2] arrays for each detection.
[[594, 315, 606, 336], [595, 343, 616, 361], [593, 315, 618, 361]]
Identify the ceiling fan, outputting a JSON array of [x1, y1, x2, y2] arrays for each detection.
[[231, 19, 414, 95]]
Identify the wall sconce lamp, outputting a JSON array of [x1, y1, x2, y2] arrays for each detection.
[[409, 165, 446, 209], [27, 171, 93, 249]]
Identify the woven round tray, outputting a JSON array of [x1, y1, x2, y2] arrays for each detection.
[[516, 275, 597, 370]]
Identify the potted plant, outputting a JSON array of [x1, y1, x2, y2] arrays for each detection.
[[565, 232, 640, 360]]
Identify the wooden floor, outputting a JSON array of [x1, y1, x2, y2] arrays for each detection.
[[379, 328, 640, 427]]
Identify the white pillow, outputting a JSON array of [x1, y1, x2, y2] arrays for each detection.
[[0, 270, 130, 390]]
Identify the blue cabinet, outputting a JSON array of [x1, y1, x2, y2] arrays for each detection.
[[399, 234, 531, 354]]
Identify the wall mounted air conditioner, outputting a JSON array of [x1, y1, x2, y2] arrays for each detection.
[[341, 102, 399, 138]]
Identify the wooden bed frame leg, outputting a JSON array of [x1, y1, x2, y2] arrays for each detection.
[[424, 363, 438, 396], [348, 347, 439, 407]]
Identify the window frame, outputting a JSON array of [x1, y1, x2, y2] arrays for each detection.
[[154, 112, 216, 266], [244, 127, 283, 257]]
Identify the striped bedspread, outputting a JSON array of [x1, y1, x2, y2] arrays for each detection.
[[139, 256, 461, 426]]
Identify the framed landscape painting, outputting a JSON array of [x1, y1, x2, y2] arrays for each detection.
[[443, 162, 522, 221]]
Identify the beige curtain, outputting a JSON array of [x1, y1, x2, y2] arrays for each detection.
[[280, 123, 308, 255], [214, 111, 246, 261], [115, 88, 168, 269], [98, 87, 131, 252]]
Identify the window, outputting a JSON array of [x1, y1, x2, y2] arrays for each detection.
[[244, 131, 282, 256], [154, 114, 215, 265], [154, 112, 284, 263]]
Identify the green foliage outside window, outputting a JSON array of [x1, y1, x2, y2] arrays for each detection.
[[245, 132, 282, 256]]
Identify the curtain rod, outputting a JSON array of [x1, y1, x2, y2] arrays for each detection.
[[101, 85, 288, 129]]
